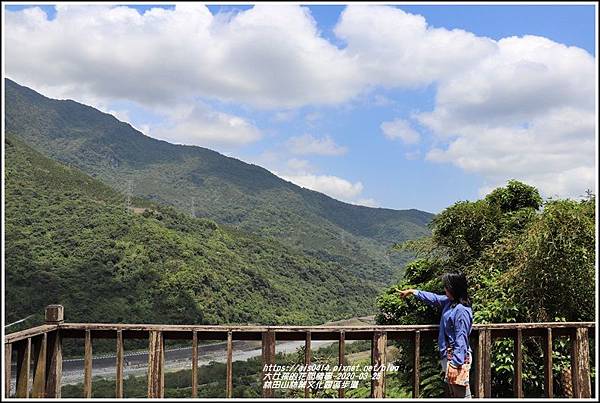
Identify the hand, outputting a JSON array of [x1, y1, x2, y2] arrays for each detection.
[[446, 363, 460, 384], [396, 288, 415, 298]]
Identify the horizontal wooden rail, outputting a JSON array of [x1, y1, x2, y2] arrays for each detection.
[[4, 325, 59, 344], [3, 306, 595, 399]]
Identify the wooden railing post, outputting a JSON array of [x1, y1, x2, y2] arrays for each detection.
[[513, 329, 523, 397], [304, 331, 311, 398], [147, 330, 165, 398], [338, 330, 346, 398], [476, 328, 491, 398], [191, 331, 198, 398], [570, 327, 591, 398], [544, 328, 553, 398], [226, 331, 233, 398], [116, 330, 124, 398], [15, 338, 31, 398], [45, 305, 64, 325], [45, 305, 63, 398], [31, 333, 47, 397], [261, 330, 275, 398], [370, 330, 386, 398], [412, 331, 420, 398], [5, 343, 13, 398], [84, 330, 93, 398]]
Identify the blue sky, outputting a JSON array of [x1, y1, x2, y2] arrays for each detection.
[[4, 4, 597, 213]]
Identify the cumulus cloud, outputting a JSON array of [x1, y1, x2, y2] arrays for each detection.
[[151, 103, 262, 147], [287, 134, 347, 156], [380, 118, 420, 144], [4, 4, 596, 198], [258, 154, 374, 205], [418, 35, 596, 198], [279, 173, 364, 201], [4, 4, 361, 109], [334, 5, 497, 88]]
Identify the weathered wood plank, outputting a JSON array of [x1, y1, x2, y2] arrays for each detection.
[[476, 329, 492, 397], [513, 329, 523, 398], [471, 332, 479, 398], [370, 330, 387, 398], [56, 321, 595, 332], [5, 324, 59, 344], [147, 331, 164, 398], [338, 331, 345, 398], [261, 331, 275, 398], [413, 331, 420, 398], [84, 330, 93, 398], [116, 330, 124, 398], [543, 328, 553, 398], [304, 331, 311, 398], [32, 334, 47, 397], [226, 331, 233, 398], [5, 343, 13, 398], [45, 330, 62, 397], [570, 327, 591, 398], [15, 338, 31, 398], [191, 331, 198, 398], [45, 305, 64, 324]]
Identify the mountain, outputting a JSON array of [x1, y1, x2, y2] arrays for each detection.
[[4, 78, 434, 286], [4, 134, 378, 326]]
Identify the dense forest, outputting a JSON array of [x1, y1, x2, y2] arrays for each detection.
[[5, 135, 378, 327], [5, 78, 433, 287], [376, 180, 596, 397]]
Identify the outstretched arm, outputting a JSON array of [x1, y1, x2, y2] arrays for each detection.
[[396, 288, 449, 309]]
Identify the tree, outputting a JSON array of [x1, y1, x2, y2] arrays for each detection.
[[378, 181, 595, 397]]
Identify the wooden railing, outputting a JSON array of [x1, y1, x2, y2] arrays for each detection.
[[3, 305, 595, 398]]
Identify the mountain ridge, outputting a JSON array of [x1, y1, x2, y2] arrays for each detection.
[[5, 134, 378, 326], [5, 78, 434, 285]]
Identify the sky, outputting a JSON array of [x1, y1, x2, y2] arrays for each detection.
[[3, 3, 597, 213]]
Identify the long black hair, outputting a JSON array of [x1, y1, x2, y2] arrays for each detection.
[[442, 272, 471, 307]]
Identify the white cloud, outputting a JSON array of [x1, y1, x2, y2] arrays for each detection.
[[4, 4, 361, 109], [287, 134, 347, 156], [353, 198, 378, 208], [4, 4, 596, 198], [151, 103, 262, 147], [418, 35, 596, 198], [279, 173, 363, 201], [334, 5, 497, 88], [286, 158, 313, 172], [2, 4, 496, 109], [255, 154, 373, 205], [380, 119, 420, 144]]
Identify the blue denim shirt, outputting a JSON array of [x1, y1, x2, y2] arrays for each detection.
[[415, 290, 473, 366]]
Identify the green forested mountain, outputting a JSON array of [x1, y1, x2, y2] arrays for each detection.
[[5, 135, 378, 326], [4, 78, 433, 286]]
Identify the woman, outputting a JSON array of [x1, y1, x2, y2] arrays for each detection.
[[397, 272, 473, 398]]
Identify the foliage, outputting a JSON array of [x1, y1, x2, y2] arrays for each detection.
[[5, 78, 433, 289], [5, 136, 378, 335], [376, 180, 595, 397]]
